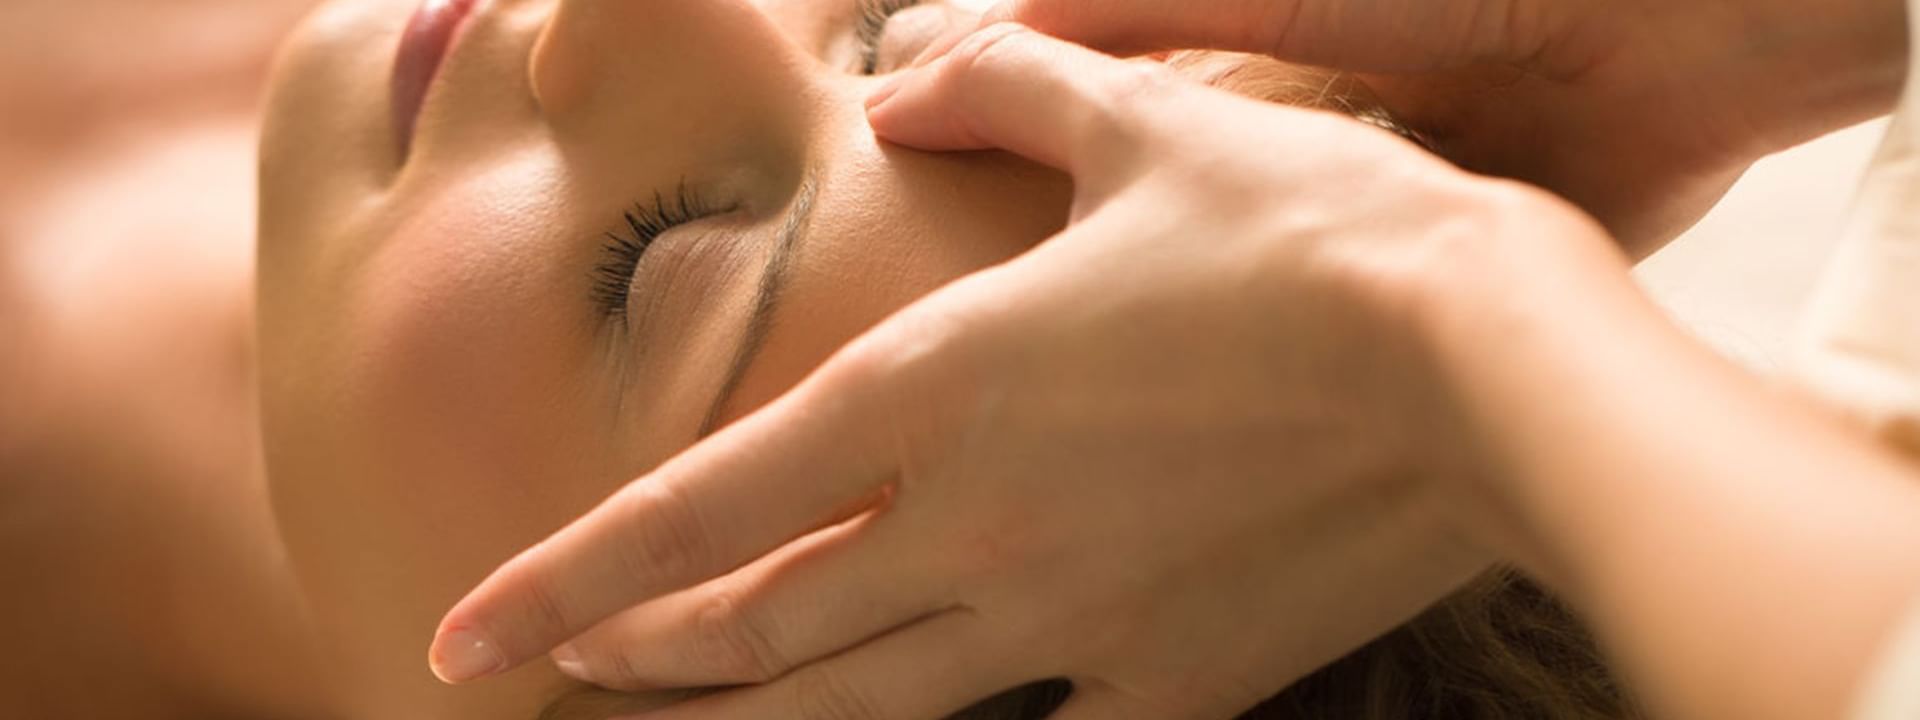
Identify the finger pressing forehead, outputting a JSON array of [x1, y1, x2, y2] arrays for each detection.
[[867, 23, 1203, 180]]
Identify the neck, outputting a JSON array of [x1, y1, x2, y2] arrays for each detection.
[[0, 328, 327, 720]]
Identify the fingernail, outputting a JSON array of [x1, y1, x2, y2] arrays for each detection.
[[430, 628, 506, 684], [865, 73, 910, 110], [550, 643, 590, 682]]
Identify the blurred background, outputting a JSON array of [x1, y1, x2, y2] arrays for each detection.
[[0, 0, 1886, 386], [2, 0, 318, 471], [1639, 121, 1886, 371]]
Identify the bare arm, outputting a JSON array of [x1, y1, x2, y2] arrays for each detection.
[[1422, 221, 1920, 720]]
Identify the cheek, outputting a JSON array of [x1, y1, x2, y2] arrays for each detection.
[[266, 189, 622, 719], [348, 197, 612, 541]]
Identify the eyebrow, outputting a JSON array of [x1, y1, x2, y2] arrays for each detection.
[[693, 174, 819, 439]]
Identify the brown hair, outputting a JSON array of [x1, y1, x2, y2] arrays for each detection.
[[539, 569, 1631, 720], [1162, 50, 1431, 148], [950, 569, 1634, 719]]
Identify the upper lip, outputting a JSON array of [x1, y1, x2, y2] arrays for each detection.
[[391, 0, 479, 157]]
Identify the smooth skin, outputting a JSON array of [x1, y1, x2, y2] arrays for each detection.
[[434, 1, 1920, 719], [437, 26, 1529, 718], [982, 0, 1909, 253], [440, 26, 1529, 718]]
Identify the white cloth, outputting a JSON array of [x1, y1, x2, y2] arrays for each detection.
[[1794, 0, 1920, 716], [1795, 52, 1920, 455], [1856, 606, 1920, 720]]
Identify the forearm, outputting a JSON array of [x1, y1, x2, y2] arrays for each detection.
[[1419, 201, 1920, 720], [1728, 0, 1910, 153]]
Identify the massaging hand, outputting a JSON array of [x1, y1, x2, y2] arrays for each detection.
[[969, 0, 1901, 252], [429, 22, 1612, 719]]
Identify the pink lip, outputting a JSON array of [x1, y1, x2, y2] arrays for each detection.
[[392, 0, 478, 157]]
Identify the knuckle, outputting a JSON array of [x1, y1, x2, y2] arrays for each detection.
[[691, 588, 788, 682], [611, 480, 714, 588], [573, 637, 647, 689], [921, 21, 1036, 113], [918, 23, 1048, 148], [1094, 59, 1180, 114], [832, 298, 988, 411], [944, 21, 1042, 78], [1078, 62, 1182, 173], [604, 647, 646, 689], [850, 301, 971, 375], [834, 300, 1001, 473], [513, 567, 579, 644], [791, 669, 883, 720]]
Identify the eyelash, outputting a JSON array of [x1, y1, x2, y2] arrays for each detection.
[[590, 4, 919, 320], [590, 183, 723, 320], [856, 0, 925, 75]]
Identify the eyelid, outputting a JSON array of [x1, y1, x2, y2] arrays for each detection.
[[871, 5, 964, 74], [622, 219, 745, 337], [854, 0, 927, 74], [589, 185, 730, 322]]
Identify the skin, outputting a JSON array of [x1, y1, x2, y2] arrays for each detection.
[[436, 2, 1920, 720], [0, 2, 323, 717], [9, 0, 1909, 718], [964, 0, 1910, 253], [256, 0, 1071, 717], [5, 0, 1380, 718], [434, 25, 1558, 718]]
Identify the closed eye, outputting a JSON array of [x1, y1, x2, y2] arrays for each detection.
[[589, 183, 732, 322]]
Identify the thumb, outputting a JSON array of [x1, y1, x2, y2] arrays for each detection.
[[990, 0, 1561, 72]]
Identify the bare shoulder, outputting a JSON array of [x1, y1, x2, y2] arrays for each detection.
[[0, 117, 324, 719], [0, 5, 326, 715], [0, 0, 317, 468]]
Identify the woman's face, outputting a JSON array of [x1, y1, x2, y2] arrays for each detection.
[[256, 0, 1067, 717]]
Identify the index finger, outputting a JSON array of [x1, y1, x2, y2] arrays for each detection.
[[427, 366, 896, 684], [865, 23, 1219, 180]]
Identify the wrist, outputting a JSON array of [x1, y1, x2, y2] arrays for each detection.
[[1384, 178, 1638, 580]]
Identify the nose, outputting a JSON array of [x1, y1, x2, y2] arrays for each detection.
[[529, 0, 822, 134]]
